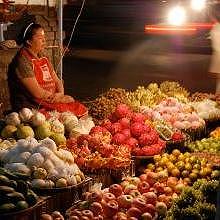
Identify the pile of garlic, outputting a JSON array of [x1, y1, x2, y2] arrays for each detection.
[[0, 137, 85, 188]]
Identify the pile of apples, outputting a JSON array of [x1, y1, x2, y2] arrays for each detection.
[[66, 170, 186, 220]]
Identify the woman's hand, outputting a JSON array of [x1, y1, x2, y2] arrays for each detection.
[[49, 93, 64, 103], [49, 93, 74, 103], [62, 95, 74, 103]]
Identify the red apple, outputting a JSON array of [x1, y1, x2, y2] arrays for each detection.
[[128, 218, 138, 220], [69, 209, 82, 217], [127, 177, 141, 186], [141, 212, 153, 220], [145, 204, 156, 217], [113, 212, 127, 220], [129, 189, 141, 198], [93, 215, 104, 220], [132, 197, 147, 212], [109, 184, 123, 198], [164, 186, 173, 195], [78, 201, 90, 210], [88, 190, 103, 203], [117, 194, 133, 209], [82, 192, 90, 200], [158, 194, 168, 204], [139, 174, 147, 182], [153, 182, 165, 194], [81, 210, 94, 219], [69, 216, 80, 220], [167, 177, 178, 189], [149, 187, 157, 194], [102, 200, 118, 218], [90, 202, 103, 216], [127, 207, 142, 218], [138, 181, 150, 194], [155, 202, 167, 216], [121, 180, 130, 189], [145, 172, 158, 186], [80, 216, 90, 220], [103, 192, 116, 202], [124, 184, 137, 194], [142, 192, 157, 205]]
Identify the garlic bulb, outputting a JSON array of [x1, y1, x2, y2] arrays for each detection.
[[5, 112, 21, 126], [19, 108, 33, 122], [40, 138, 57, 152], [49, 118, 65, 134], [31, 111, 46, 127]]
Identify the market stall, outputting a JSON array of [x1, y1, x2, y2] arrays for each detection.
[[0, 81, 219, 219]]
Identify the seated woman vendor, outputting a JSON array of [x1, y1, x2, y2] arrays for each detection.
[[8, 23, 87, 117]]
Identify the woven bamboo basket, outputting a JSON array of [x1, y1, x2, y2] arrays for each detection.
[[82, 160, 134, 188], [32, 178, 92, 213], [0, 198, 46, 220]]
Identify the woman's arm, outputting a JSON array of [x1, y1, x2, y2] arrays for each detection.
[[20, 76, 54, 101], [20, 77, 74, 103]]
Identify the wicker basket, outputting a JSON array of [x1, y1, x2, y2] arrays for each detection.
[[182, 125, 206, 141], [0, 198, 46, 220], [32, 178, 92, 213], [132, 155, 155, 176], [82, 161, 134, 188]]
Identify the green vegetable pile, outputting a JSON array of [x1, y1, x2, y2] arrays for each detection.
[[0, 168, 38, 214], [166, 179, 219, 220]]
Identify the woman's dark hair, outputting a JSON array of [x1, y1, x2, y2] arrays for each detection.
[[16, 23, 43, 46], [211, 3, 220, 22]]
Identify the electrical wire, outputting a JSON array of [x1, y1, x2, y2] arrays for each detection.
[[55, 0, 86, 76]]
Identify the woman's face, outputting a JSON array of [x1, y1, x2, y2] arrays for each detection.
[[28, 28, 46, 53]]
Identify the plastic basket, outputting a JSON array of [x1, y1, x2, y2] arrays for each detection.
[[0, 198, 46, 220], [32, 178, 92, 213]]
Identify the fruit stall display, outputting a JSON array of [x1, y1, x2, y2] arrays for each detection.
[[127, 82, 189, 111], [189, 99, 220, 121], [0, 137, 86, 189], [190, 91, 220, 104], [0, 81, 220, 219], [0, 168, 39, 214], [88, 88, 129, 122], [66, 167, 195, 220], [40, 211, 64, 220], [0, 108, 95, 146], [187, 137, 220, 155], [101, 104, 166, 157], [144, 149, 219, 185]]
